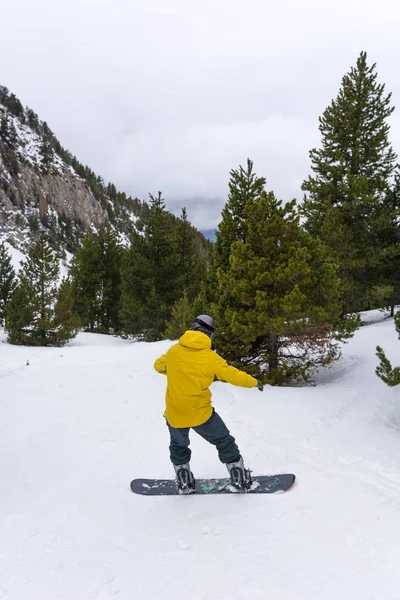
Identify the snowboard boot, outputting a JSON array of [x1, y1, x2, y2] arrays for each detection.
[[226, 457, 252, 490], [173, 462, 196, 494]]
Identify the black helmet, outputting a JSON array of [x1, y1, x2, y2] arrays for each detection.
[[191, 314, 215, 337]]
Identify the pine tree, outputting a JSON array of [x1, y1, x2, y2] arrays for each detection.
[[372, 171, 400, 316], [376, 312, 400, 386], [0, 111, 17, 145], [40, 124, 54, 168], [53, 278, 81, 344], [197, 159, 266, 312], [40, 138, 54, 168], [26, 108, 39, 131], [214, 159, 266, 271], [119, 229, 153, 339], [174, 207, 205, 301], [97, 227, 122, 332], [191, 269, 216, 318], [0, 242, 16, 326], [5, 283, 36, 344], [163, 291, 194, 340], [70, 232, 104, 330], [120, 193, 180, 341], [301, 51, 398, 314], [70, 227, 122, 333], [5, 235, 79, 346], [120, 193, 210, 341], [146, 192, 180, 310], [213, 190, 350, 384]]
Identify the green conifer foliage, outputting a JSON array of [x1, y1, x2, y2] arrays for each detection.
[[174, 207, 205, 301], [70, 227, 122, 333], [372, 172, 400, 315], [120, 193, 181, 341], [70, 232, 104, 330], [214, 159, 266, 271], [376, 312, 400, 386], [196, 159, 265, 313], [98, 227, 122, 332], [119, 229, 153, 339], [214, 191, 345, 384], [301, 51, 398, 314], [0, 242, 16, 326], [146, 192, 180, 309], [163, 292, 194, 340], [54, 278, 81, 344], [5, 235, 79, 346]]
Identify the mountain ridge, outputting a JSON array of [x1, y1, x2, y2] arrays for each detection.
[[0, 86, 212, 257]]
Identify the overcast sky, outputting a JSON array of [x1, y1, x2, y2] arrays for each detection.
[[1, 0, 400, 230]]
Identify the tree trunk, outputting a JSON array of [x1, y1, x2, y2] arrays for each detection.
[[267, 333, 279, 374]]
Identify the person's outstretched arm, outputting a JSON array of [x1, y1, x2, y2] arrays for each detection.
[[212, 353, 258, 388]]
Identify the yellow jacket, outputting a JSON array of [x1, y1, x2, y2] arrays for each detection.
[[154, 330, 258, 428]]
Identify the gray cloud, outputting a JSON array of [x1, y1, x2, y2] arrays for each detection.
[[1, 0, 400, 229]]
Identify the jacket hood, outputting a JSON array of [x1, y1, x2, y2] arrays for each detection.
[[179, 330, 212, 350]]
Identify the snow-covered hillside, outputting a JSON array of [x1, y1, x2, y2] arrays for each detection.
[[0, 87, 145, 255], [1, 316, 400, 600], [0, 240, 25, 271], [0, 240, 71, 280], [1, 111, 69, 173]]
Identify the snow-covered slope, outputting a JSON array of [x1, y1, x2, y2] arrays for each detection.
[[0, 240, 25, 271], [1, 317, 400, 600], [0, 240, 71, 280]]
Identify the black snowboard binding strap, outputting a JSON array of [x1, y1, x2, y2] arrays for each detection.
[[173, 463, 196, 494], [226, 458, 252, 490]]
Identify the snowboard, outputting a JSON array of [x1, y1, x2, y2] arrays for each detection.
[[130, 473, 295, 496]]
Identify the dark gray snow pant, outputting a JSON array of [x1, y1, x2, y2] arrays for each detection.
[[166, 409, 241, 465]]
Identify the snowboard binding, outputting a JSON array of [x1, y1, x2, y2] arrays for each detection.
[[173, 463, 196, 494], [226, 457, 252, 490]]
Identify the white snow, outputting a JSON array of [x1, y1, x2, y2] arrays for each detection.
[[0, 241, 72, 282], [0, 240, 26, 271], [1, 317, 400, 600], [8, 113, 65, 175], [0, 105, 81, 180], [1, 237, 72, 284], [359, 307, 394, 325]]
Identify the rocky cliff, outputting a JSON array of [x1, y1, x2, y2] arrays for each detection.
[[0, 86, 142, 255]]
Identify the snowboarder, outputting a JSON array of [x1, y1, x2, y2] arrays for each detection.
[[154, 314, 264, 493]]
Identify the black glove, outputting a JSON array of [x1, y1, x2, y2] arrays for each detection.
[[257, 380, 264, 392]]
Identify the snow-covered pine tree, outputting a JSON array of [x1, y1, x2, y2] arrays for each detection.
[[0, 242, 16, 326], [301, 51, 398, 315], [5, 235, 79, 346]]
